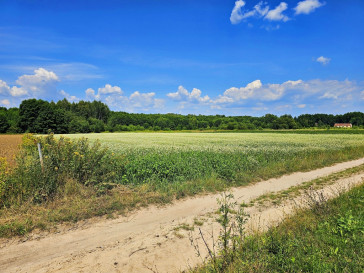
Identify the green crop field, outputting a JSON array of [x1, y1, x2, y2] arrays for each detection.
[[64, 132, 364, 194]]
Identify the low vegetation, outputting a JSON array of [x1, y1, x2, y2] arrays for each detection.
[[1, 132, 364, 238], [193, 183, 364, 273], [0, 134, 123, 208], [250, 163, 364, 207]]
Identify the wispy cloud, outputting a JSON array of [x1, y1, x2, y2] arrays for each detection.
[[230, 0, 325, 28], [230, 1, 270, 24], [316, 56, 331, 65], [59, 90, 79, 102], [46, 63, 103, 81], [0, 62, 103, 82]]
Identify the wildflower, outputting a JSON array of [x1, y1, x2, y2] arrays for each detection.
[[54, 166, 58, 171]]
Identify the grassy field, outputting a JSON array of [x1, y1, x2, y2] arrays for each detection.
[[1, 131, 364, 238], [64, 132, 364, 195], [194, 183, 364, 273]]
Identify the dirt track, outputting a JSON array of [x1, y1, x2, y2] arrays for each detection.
[[1, 158, 364, 273]]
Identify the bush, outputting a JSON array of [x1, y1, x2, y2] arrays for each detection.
[[0, 134, 122, 207]]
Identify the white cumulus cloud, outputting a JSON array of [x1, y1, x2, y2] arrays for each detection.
[[85, 84, 123, 101], [316, 56, 331, 65], [14, 68, 59, 97], [0, 68, 59, 98], [85, 84, 164, 112], [98, 84, 123, 95], [265, 2, 289, 22], [294, 0, 324, 15], [207, 79, 361, 112], [230, 0, 246, 24], [214, 79, 302, 104], [167, 86, 210, 103]]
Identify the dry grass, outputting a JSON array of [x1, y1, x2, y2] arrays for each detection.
[[0, 135, 23, 167], [0, 181, 173, 238]]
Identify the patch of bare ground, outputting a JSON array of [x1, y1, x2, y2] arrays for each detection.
[[0, 158, 364, 273]]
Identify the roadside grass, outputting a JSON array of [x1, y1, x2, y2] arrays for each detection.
[[193, 183, 364, 273], [250, 163, 364, 207], [0, 181, 173, 238]]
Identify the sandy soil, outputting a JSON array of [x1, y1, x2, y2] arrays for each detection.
[[1, 158, 364, 273]]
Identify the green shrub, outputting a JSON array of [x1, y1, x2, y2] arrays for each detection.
[[0, 134, 122, 207]]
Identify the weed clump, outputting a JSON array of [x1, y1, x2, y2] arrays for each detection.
[[193, 184, 364, 273]]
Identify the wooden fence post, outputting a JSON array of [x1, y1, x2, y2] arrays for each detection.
[[37, 143, 44, 172]]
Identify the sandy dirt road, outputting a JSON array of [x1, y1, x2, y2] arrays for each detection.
[[1, 158, 364, 273]]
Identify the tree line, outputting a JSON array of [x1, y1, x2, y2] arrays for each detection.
[[0, 98, 363, 134]]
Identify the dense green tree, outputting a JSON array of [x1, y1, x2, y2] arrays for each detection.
[[154, 117, 171, 130], [0, 111, 9, 133], [91, 101, 110, 122], [6, 108, 20, 133], [56, 98, 72, 111], [33, 103, 58, 134], [1, 98, 363, 134], [188, 116, 198, 130], [344, 112, 364, 126], [19, 99, 48, 132], [68, 116, 90, 133], [89, 118, 105, 133]]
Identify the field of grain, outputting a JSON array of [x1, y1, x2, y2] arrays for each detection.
[[64, 132, 364, 192], [0, 135, 22, 167]]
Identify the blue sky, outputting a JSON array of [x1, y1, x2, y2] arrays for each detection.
[[0, 0, 363, 116]]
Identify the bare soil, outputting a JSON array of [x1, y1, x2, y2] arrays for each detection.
[[1, 158, 364, 273]]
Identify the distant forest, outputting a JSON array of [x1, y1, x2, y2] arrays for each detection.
[[0, 98, 364, 134]]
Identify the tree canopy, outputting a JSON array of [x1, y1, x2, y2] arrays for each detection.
[[0, 98, 363, 134]]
